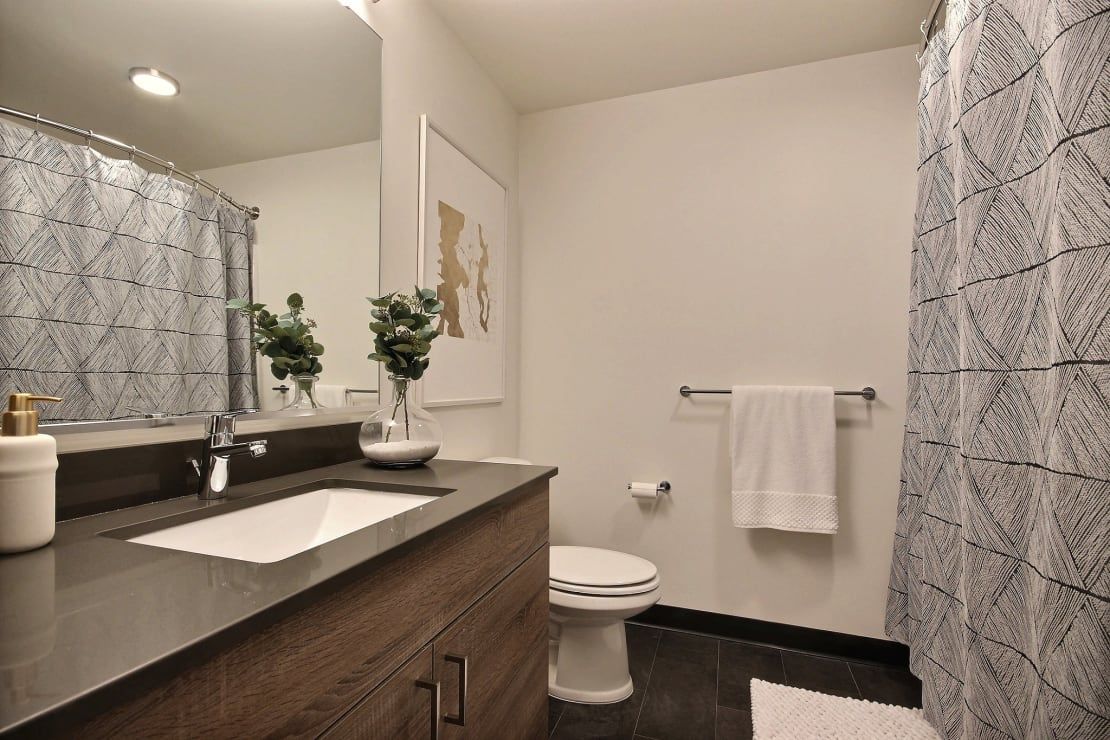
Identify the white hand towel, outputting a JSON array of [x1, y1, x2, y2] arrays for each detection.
[[315, 384, 349, 408], [731, 385, 837, 533]]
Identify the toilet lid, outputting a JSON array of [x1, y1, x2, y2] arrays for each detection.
[[549, 546, 658, 588]]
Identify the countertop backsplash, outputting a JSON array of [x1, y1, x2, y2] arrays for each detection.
[[53, 422, 363, 520]]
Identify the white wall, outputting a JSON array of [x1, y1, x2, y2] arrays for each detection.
[[352, 0, 521, 460], [199, 142, 381, 411], [518, 46, 918, 639]]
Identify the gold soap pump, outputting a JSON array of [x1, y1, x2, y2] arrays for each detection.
[[0, 393, 63, 554], [2, 394, 63, 436]]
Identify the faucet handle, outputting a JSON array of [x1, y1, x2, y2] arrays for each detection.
[[206, 408, 259, 437]]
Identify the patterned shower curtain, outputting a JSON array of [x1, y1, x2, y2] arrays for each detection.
[[886, 1, 1109, 738], [0, 119, 256, 421]]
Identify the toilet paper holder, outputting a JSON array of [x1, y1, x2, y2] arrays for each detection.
[[628, 481, 671, 495]]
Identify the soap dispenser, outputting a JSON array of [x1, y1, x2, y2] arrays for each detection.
[[0, 394, 62, 554]]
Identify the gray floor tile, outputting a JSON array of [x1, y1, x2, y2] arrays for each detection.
[[550, 624, 921, 739], [717, 641, 784, 710], [634, 638, 718, 740], [550, 697, 569, 735], [848, 662, 922, 708], [780, 651, 860, 698], [715, 706, 753, 740], [654, 629, 719, 667]]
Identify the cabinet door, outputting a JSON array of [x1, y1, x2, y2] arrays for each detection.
[[433, 548, 548, 739], [323, 646, 437, 740]]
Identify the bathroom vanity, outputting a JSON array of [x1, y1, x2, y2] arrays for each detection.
[[0, 460, 555, 739]]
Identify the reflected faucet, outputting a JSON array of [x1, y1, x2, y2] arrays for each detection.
[[189, 411, 268, 500]]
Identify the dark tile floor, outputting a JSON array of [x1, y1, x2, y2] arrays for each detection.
[[548, 624, 922, 740]]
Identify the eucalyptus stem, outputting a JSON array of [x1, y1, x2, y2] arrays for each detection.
[[297, 375, 319, 408], [384, 380, 410, 442], [402, 387, 411, 439], [385, 384, 402, 442]]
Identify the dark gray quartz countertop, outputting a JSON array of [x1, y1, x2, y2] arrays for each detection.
[[0, 458, 556, 736]]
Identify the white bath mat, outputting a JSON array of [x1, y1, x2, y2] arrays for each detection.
[[750, 678, 939, 739]]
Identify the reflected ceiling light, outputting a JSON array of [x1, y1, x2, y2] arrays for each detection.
[[128, 67, 180, 97]]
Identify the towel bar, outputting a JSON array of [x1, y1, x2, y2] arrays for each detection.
[[272, 386, 379, 397], [679, 385, 876, 401]]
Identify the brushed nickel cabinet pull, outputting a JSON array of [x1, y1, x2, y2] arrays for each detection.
[[415, 679, 441, 740], [443, 653, 468, 726]]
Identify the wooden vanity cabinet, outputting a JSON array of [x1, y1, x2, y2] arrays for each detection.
[[326, 548, 548, 740], [72, 480, 550, 740], [431, 548, 548, 739], [321, 647, 435, 740]]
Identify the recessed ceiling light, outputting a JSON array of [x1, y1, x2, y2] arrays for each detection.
[[128, 67, 180, 97]]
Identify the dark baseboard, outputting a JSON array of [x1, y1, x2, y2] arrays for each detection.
[[629, 604, 909, 667]]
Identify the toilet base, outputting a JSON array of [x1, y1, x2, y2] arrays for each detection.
[[548, 620, 636, 704], [549, 675, 634, 704]]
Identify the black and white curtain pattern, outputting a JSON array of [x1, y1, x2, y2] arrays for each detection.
[[0, 119, 256, 420], [886, 0, 1110, 738]]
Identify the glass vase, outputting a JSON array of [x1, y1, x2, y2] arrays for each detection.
[[359, 377, 442, 468], [282, 373, 325, 410]]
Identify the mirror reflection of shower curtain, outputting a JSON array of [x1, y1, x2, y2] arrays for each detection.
[[0, 119, 256, 421], [886, 1, 1109, 738]]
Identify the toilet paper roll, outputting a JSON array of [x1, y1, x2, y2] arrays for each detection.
[[629, 482, 660, 500]]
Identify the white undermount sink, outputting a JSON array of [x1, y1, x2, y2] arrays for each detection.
[[126, 487, 437, 563]]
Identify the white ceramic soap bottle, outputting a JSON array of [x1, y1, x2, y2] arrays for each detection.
[[0, 394, 62, 554]]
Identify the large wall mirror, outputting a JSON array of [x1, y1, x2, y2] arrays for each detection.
[[0, 0, 382, 428]]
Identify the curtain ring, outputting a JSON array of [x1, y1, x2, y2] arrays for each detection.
[[166, 161, 175, 178], [916, 19, 931, 62], [128, 145, 137, 164], [84, 129, 93, 150], [33, 114, 41, 134]]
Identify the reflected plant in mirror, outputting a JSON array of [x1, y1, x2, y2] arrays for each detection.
[[359, 290, 445, 468], [229, 294, 326, 410]]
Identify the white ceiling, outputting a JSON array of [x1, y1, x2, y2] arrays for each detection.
[[427, 0, 933, 113], [0, 0, 382, 171]]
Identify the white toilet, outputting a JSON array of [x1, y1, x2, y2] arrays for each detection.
[[548, 546, 661, 703], [477, 458, 662, 704]]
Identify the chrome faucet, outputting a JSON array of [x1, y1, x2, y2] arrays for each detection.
[[190, 411, 268, 500]]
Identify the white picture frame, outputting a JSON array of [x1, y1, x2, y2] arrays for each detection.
[[416, 114, 508, 406]]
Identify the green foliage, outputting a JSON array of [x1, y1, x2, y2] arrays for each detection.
[[227, 293, 324, 380], [366, 287, 443, 380]]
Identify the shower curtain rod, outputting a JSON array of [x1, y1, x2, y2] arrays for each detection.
[[0, 104, 260, 220], [918, 0, 945, 52]]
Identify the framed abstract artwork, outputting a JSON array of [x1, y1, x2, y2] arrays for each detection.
[[417, 115, 508, 406]]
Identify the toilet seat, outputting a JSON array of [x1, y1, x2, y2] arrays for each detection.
[[550, 546, 657, 590], [550, 573, 660, 596]]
